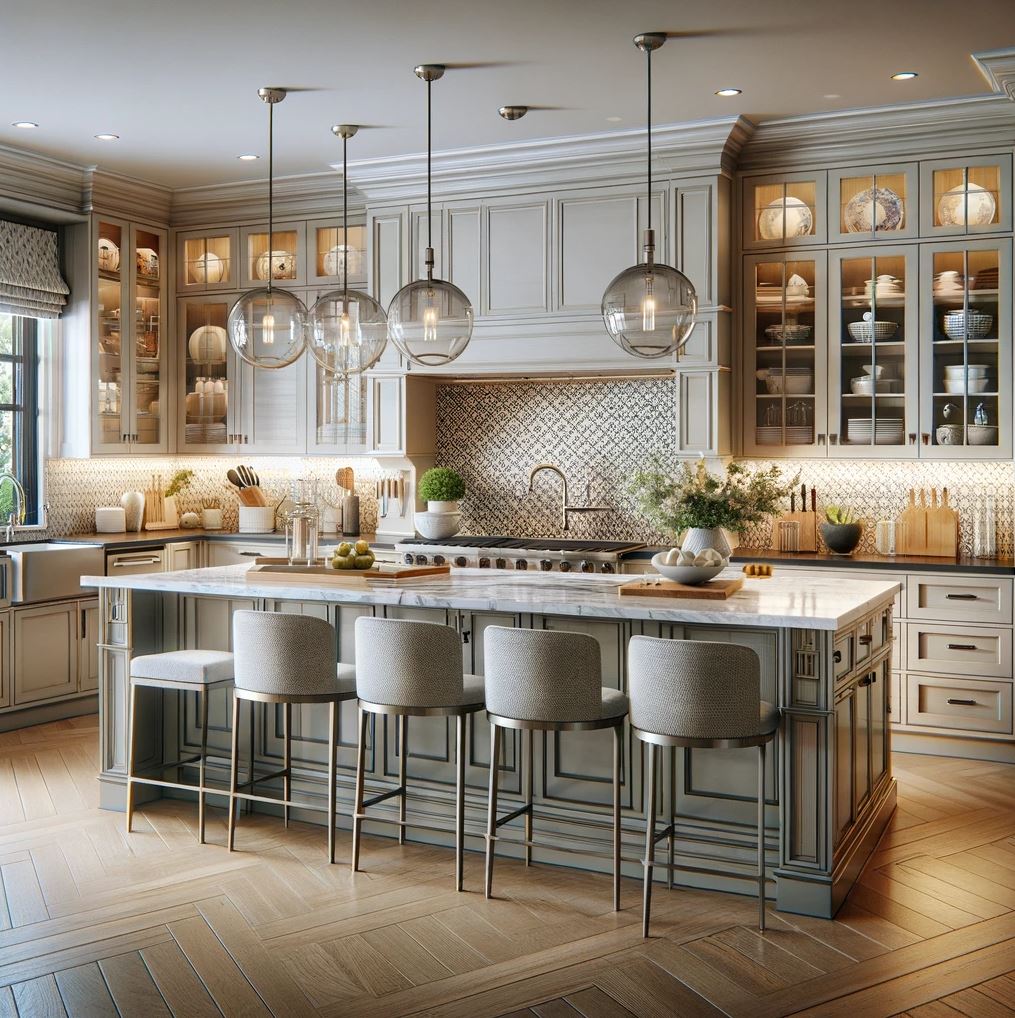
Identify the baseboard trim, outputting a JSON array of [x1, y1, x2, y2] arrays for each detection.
[[0, 696, 98, 733]]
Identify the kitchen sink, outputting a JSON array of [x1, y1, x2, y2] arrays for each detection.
[[4, 542, 104, 604]]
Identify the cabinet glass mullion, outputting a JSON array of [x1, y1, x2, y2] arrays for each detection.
[[129, 225, 167, 452], [95, 219, 128, 450], [178, 295, 236, 454]]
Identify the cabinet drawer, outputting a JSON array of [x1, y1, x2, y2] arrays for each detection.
[[855, 619, 873, 665], [905, 674, 1013, 735], [889, 670, 902, 724], [906, 623, 1012, 678], [891, 622, 903, 671], [106, 549, 166, 575], [834, 633, 853, 681], [906, 575, 1013, 625]]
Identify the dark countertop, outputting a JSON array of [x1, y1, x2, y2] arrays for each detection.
[[50, 530, 393, 551]]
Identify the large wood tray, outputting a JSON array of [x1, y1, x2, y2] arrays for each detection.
[[245, 559, 450, 584], [619, 577, 745, 600]]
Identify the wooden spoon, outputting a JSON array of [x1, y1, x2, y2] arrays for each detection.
[[336, 467, 354, 493], [227, 468, 245, 490]]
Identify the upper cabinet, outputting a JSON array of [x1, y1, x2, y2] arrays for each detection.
[[93, 217, 170, 454], [178, 294, 237, 454], [828, 164, 919, 243], [176, 228, 239, 292], [307, 217, 367, 289], [239, 222, 307, 288], [743, 171, 826, 250], [921, 156, 1013, 237]]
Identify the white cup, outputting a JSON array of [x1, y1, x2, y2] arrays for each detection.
[[202, 508, 223, 531]]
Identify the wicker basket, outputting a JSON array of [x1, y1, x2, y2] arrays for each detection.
[[847, 320, 898, 343]]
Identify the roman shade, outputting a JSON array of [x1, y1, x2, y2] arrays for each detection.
[[0, 220, 70, 319]]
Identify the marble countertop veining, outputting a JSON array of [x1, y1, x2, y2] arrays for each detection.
[[81, 565, 900, 631]]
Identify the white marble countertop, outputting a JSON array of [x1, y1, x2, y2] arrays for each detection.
[[81, 565, 900, 631]]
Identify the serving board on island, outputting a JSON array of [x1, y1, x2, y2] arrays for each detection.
[[82, 563, 899, 920], [619, 576, 744, 600], [245, 559, 451, 584]]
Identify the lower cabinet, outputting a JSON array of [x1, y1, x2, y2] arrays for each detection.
[[12, 598, 99, 706], [0, 611, 10, 708]]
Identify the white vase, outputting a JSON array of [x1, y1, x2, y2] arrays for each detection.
[[120, 491, 145, 532], [680, 527, 733, 559], [427, 500, 460, 514]]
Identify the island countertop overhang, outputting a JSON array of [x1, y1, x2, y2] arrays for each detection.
[[81, 565, 901, 631]]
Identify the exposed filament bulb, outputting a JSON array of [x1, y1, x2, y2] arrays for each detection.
[[261, 312, 275, 345], [423, 289, 439, 343]]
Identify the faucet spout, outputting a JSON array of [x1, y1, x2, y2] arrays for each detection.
[[527, 463, 570, 530]]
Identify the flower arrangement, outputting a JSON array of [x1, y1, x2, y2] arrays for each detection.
[[629, 459, 797, 537]]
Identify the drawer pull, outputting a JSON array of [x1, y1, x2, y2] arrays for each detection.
[[946, 698, 977, 706], [833, 650, 843, 663], [858, 635, 873, 645], [112, 557, 162, 567], [947, 643, 978, 651], [945, 593, 978, 601]]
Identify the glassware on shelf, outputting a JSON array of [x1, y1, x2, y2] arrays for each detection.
[[875, 520, 896, 556], [777, 520, 801, 552], [286, 478, 320, 567], [972, 493, 997, 559]]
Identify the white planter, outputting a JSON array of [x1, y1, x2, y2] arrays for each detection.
[[427, 500, 460, 514], [680, 527, 733, 559], [415, 511, 462, 540]]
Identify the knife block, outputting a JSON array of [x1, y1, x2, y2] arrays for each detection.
[[770, 511, 817, 552]]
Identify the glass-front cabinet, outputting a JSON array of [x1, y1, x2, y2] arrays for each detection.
[[178, 295, 235, 453], [308, 366, 368, 455], [307, 217, 367, 288], [829, 164, 918, 243], [239, 222, 306, 288], [920, 238, 1012, 458], [828, 247, 919, 457], [921, 157, 1012, 236], [94, 218, 169, 454], [742, 254, 826, 456], [743, 172, 826, 249], [176, 228, 238, 292]]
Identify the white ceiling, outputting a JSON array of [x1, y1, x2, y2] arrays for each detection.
[[2, 0, 1014, 189]]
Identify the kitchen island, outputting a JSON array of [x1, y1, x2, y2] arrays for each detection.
[[83, 564, 900, 918]]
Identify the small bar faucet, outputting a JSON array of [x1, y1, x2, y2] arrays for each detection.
[[527, 463, 610, 532], [0, 472, 26, 543]]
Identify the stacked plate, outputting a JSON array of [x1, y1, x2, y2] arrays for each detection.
[[845, 418, 904, 445], [755, 426, 813, 445]]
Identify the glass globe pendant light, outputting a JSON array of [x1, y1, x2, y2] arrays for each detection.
[[228, 87, 306, 370], [387, 65, 473, 367], [601, 34, 697, 358], [308, 125, 387, 376]]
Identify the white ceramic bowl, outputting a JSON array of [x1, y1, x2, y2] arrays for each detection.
[[943, 377, 990, 394], [944, 363, 989, 376], [651, 551, 727, 586], [967, 425, 999, 446], [861, 364, 887, 379], [414, 511, 462, 540]]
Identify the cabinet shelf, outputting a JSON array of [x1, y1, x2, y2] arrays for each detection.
[[755, 344, 816, 353]]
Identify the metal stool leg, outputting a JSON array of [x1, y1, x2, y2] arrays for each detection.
[[455, 713, 466, 892], [668, 746, 676, 891], [524, 728, 533, 866], [198, 689, 209, 844], [351, 707, 368, 872], [642, 742, 657, 937], [613, 725, 622, 912], [398, 715, 408, 845], [758, 741, 767, 932], [283, 703, 292, 829], [227, 692, 240, 851], [125, 680, 139, 833], [328, 701, 338, 864], [485, 722, 502, 899], [246, 700, 255, 815]]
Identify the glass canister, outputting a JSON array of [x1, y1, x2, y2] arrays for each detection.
[[973, 492, 997, 559], [286, 478, 320, 566]]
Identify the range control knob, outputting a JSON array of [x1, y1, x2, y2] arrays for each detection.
[[600, 562, 615, 574], [454, 556, 468, 568], [515, 559, 528, 570], [478, 557, 491, 568], [433, 555, 446, 566], [558, 560, 572, 573], [540, 559, 553, 571], [579, 560, 595, 573], [415, 555, 429, 565], [403, 553, 414, 565], [495, 558, 508, 569]]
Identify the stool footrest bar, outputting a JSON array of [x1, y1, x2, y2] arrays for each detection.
[[495, 803, 532, 828], [363, 785, 405, 809]]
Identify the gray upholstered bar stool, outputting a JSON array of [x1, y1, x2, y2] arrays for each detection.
[[228, 611, 357, 862], [483, 626, 628, 910], [126, 649, 235, 843], [628, 636, 780, 936], [352, 616, 484, 892]]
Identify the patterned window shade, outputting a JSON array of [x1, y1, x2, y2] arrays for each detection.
[[0, 220, 70, 319]]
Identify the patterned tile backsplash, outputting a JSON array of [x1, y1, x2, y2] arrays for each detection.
[[35, 377, 1014, 560], [434, 378, 1014, 558]]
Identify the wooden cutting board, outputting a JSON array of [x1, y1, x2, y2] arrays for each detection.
[[896, 488, 927, 555], [619, 577, 745, 600], [925, 487, 958, 558], [245, 561, 450, 584]]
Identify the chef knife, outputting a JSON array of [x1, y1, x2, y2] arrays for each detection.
[[791, 490, 796, 513], [801, 483, 807, 510], [811, 487, 817, 513]]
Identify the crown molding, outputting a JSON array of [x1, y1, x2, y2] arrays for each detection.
[[82, 168, 173, 225], [0, 143, 87, 222], [974, 47, 1015, 101], [740, 94, 1015, 171]]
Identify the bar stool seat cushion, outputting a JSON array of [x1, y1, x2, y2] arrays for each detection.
[[131, 650, 234, 685], [600, 688, 630, 721]]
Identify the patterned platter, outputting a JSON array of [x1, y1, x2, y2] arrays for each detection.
[[844, 187, 904, 233], [937, 183, 997, 227], [758, 196, 813, 240]]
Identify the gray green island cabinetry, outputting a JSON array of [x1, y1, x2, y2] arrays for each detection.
[[83, 564, 898, 919]]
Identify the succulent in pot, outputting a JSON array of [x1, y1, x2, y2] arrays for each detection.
[[417, 467, 466, 513], [820, 505, 863, 555]]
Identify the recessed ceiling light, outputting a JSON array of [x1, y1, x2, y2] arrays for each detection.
[[94, 133, 119, 141], [606, 116, 622, 123], [237, 154, 260, 160], [12, 121, 38, 129], [715, 88, 742, 97], [823, 93, 842, 99], [891, 71, 918, 80]]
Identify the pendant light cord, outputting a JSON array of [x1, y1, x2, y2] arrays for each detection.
[[646, 44, 652, 236], [342, 133, 348, 299], [267, 99, 274, 294], [426, 76, 433, 279]]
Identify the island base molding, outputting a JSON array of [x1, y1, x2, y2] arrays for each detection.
[[893, 732, 1015, 765]]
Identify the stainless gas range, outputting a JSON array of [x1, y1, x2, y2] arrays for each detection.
[[393, 536, 646, 574]]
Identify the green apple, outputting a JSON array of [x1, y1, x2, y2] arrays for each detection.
[[336, 542, 352, 557], [355, 554, 375, 569], [354, 539, 370, 555]]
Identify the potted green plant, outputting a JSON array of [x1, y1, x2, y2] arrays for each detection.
[[820, 505, 863, 555], [415, 467, 466, 540], [630, 459, 798, 558]]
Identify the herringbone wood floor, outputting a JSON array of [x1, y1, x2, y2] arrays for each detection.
[[1, 718, 1015, 1016]]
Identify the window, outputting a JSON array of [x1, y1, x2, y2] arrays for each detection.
[[0, 314, 40, 526]]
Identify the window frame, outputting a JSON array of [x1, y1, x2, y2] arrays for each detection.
[[0, 314, 42, 528]]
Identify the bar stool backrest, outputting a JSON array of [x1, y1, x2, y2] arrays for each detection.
[[628, 636, 762, 740], [484, 626, 603, 722], [354, 616, 465, 707], [232, 611, 337, 696]]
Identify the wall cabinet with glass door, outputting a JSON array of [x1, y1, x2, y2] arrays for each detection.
[[176, 227, 239, 293], [920, 238, 1012, 459], [921, 156, 1012, 237], [239, 222, 307, 288], [307, 360, 368, 455], [94, 218, 169, 454], [828, 164, 918, 244], [742, 171, 826, 250], [828, 246, 919, 458], [307, 217, 367, 289], [742, 253, 827, 457]]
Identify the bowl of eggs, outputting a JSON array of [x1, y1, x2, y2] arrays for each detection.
[[651, 548, 728, 586]]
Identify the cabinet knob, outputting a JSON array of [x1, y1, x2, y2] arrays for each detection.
[[921, 433, 930, 445], [829, 433, 838, 445], [908, 433, 917, 445], [816, 433, 826, 446], [833, 650, 842, 663]]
